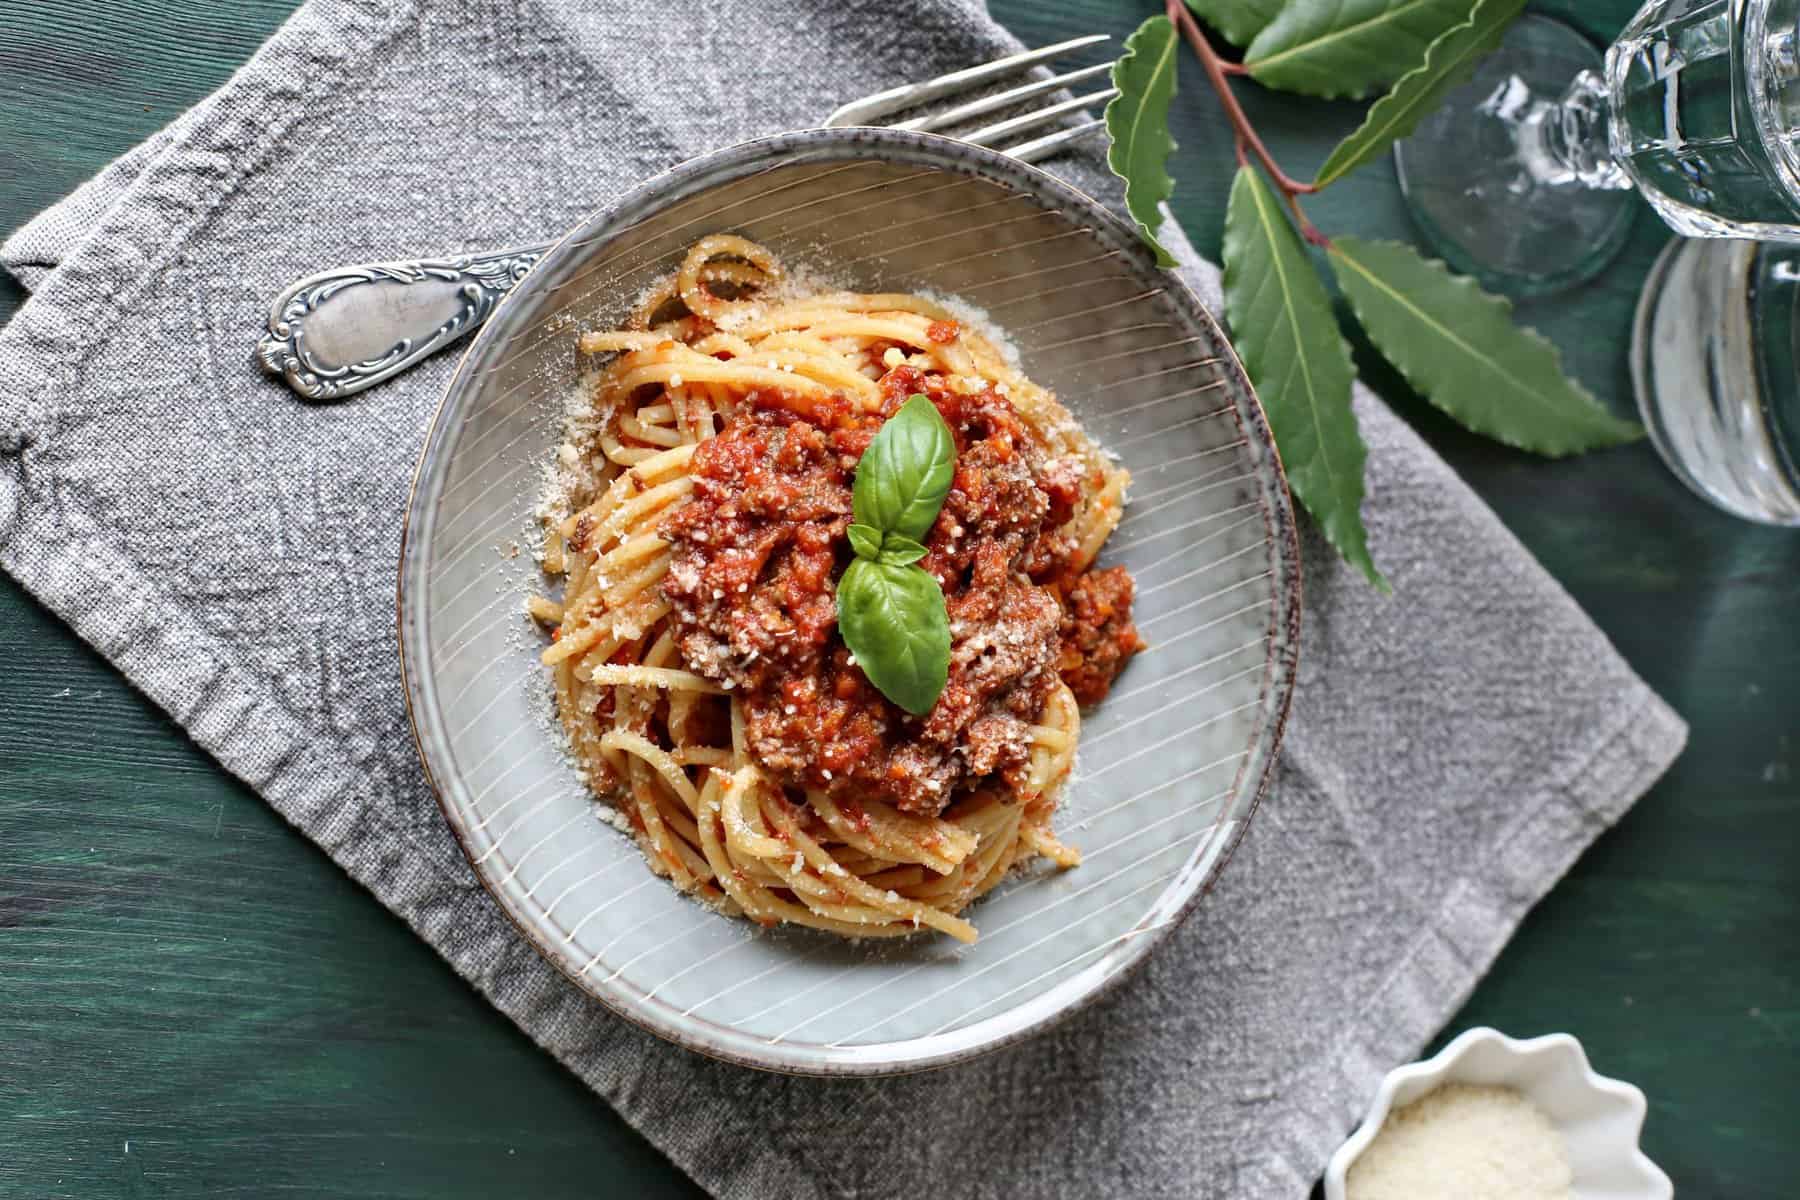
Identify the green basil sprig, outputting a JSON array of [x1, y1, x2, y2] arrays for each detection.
[[838, 559, 951, 716], [851, 393, 955, 541], [837, 395, 956, 715]]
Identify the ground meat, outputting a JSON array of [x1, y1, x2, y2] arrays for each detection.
[[660, 366, 1140, 816], [1058, 566, 1147, 705]]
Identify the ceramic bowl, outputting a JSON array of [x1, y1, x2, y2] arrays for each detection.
[[1324, 1027, 1673, 1199], [398, 127, 1301, 1074]]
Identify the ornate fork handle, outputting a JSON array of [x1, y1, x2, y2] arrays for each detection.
[[258, 38, 1114, 400], [256, 245, 549, 401]]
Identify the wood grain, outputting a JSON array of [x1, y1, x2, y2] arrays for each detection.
[[0, 0, 1794, 1197]]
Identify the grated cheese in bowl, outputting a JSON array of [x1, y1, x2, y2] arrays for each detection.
[[1346, 1083, 1572, 1200]]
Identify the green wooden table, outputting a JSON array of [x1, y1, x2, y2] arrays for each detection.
[[1, 2, 1794, 1196]]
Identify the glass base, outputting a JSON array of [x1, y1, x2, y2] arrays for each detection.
[[1393, 15, 1637, 298], [1631, 237, 1800, 525]]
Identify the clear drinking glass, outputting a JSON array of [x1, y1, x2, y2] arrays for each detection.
[[1395, 0, 1800, 296], [1632, 237, 1800, 523]]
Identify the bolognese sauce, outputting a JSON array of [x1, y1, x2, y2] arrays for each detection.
[[661, 365, 1142, 818]]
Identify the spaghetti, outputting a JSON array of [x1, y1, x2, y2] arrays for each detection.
[[534, 235, 1142, 943]]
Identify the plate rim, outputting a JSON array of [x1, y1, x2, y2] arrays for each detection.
[[397, 126, 1303, 1076]]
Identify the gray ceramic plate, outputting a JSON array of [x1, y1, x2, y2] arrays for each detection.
[[399, 128, 1300, 1075]]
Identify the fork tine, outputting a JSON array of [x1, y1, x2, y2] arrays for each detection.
[[1006, 118, 1109, 165], [960, 90, 1119, 149], [822, 34, 1110, 128], [893, 62, 1115, 134]]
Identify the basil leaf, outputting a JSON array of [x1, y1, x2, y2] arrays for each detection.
[[852, 394, 955, 543], [877, 533, 928, 567], [837, 558, 950, 716], [841, 398, 955, 712], [847, 523, 884, 561]]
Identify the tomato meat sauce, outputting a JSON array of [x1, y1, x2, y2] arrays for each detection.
[[660, 365, 1143, 817]]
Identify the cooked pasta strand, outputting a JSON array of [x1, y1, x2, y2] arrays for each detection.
[[534, 236, 1133, 942]]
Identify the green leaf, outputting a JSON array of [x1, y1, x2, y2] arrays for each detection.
[[1105, 15, 1180, 267], [1245, 0, 1479, 100], [847, 523, 884, 560], [844, 396, 956, 711], [1314, 0, 1526, 187], [837, 558, 951, 716], [1328, 237, 1643, 454], [852, 394, 955, 542], [877, 533, 928, 567], [1222, 166, 1386, 589], [1183, 0, 1284, 47]]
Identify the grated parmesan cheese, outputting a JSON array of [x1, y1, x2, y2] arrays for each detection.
[[915, 287, 1022, 370], [594, 804, 635, 836], [1346, 1084, 1572, 1200]]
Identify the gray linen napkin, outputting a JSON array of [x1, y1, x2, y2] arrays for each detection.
[[0, 1, 1686, 1196]]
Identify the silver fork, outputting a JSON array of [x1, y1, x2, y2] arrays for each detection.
[[256, 36, 1115, 401]]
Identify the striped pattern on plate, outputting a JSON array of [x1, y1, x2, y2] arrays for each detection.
[[399, 129, 1300, 1075]]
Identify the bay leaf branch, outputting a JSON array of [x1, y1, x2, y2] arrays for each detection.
[[1224, 165, 1387, 588], [1105, 15, 1181, 267], [1245, 0, 1479, 100], [1328, 237, 1643, 454], [1313, 0, 1526, 188], [1182, 0, 1284, 48]]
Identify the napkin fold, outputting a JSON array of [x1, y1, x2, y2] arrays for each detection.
[[0, 1, 1685, 1196]]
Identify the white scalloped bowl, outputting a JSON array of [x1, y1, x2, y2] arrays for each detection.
[[1325, 1028, 1672, 1199]]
